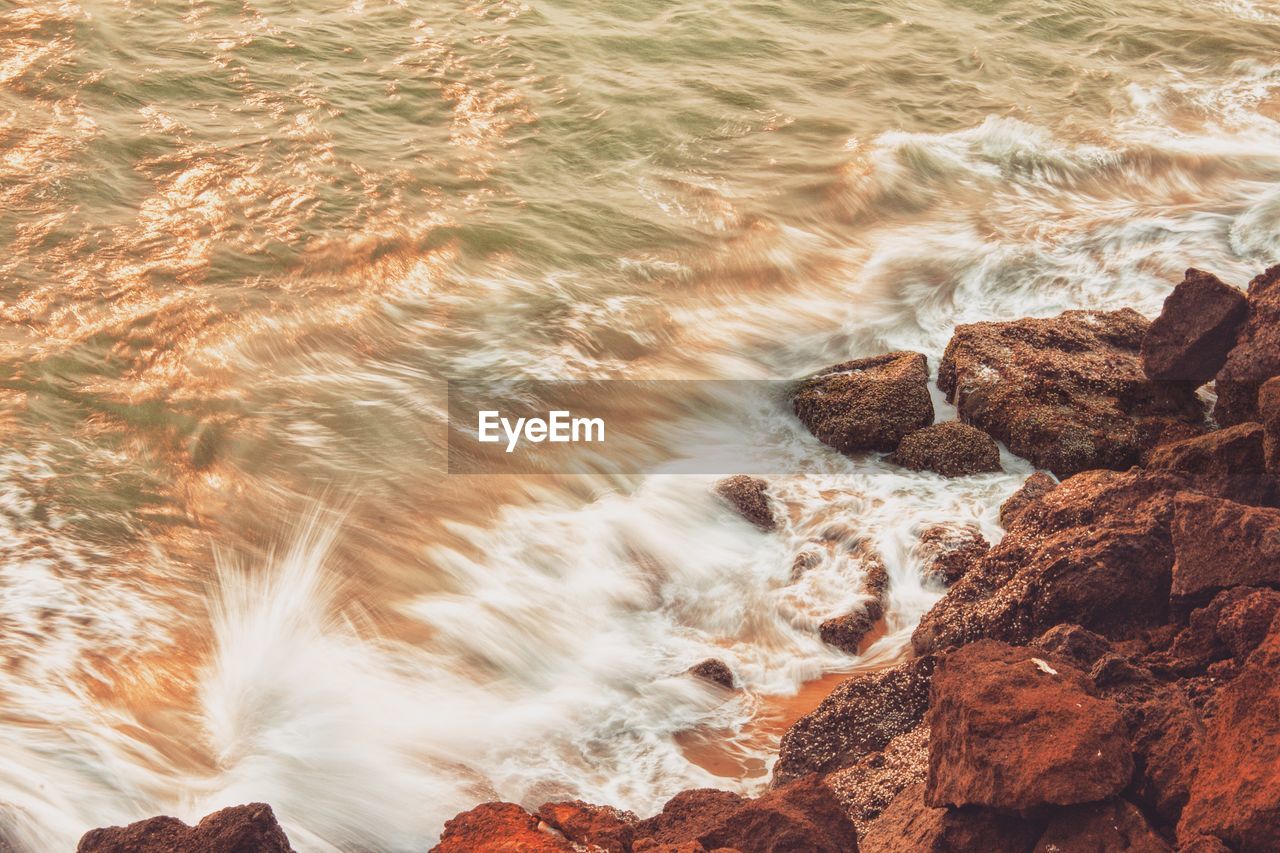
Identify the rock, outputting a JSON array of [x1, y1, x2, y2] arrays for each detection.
[[1214, 265, 1280, 426], [925, 641, 1133, 810], [1031, 624, 1113, 669], [1144, 422, 1274, 505], [1171, 492, 1280, 600], [915, 523, 990, 586], [713, 475, 776, 531], [536, 801, 635, 852], [433, 802, 577, 852], [1141, 268, 1247, 384], [628, 778, 858, 853], [889, 421, 1002, 477], [793, 351, 934, 454], [938, 308, 1205, 477], [687, 658, 736, 690], [1260, 377, 1280, 475], [774, 656, 935, 785], [860, 783, 1044, 853], [913, 469, 1182, 654], [999, 471, 1058, 527], [1124, 685, 1205, 825], [1178, 614, 1280, 851], [1157, 587, 1280, 677], [819, 553, 889, 654], [1033, 799, 1171, 853], [78, 804, 295, 853], [825, 723, 929, 834]]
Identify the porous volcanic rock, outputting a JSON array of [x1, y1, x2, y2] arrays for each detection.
[[860, 783, 1044, 853], [1033, 799, 1170, 853], [925, 641, 1133, 810], [1171, 492, 1280, 600], [825, 723, 929, 834], [913, 469, 1182, 654], [915, 523, 990, 586], [889, 421, 1002, 477], [1144, 422, 1274, 506], [1178, 614, 1280, 851], [713, 475, 776, 531], [937, 308, 1205, 477], [627, 777, 858, 853], [1141, 268, 1247, 384], [793, 351, 934, 454], [536, 801, 636, 852], [998, 471, 1058, 527], [1260, 376, 1280, 475], [1157, 586, 1280, 677], [1031, 623, 1113, 669], [78, 804, 295, 853], [774, 656, 935, 785], [1214, 265, 1280, 426], [1123, 684, 1205, 825], [687, 658, 736, 690], [819, 552, 889, 654]]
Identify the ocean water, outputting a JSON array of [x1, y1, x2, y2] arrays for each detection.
[[2, 0, 1279, 848]]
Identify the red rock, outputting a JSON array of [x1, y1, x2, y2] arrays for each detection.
[[793, 351, 934, 454], [938, 309, 1205, 477], [1157, 587, 1280, 677], [1033, 799, 1170, 852], [889, 421, 1002, 477], [1141, 268, 1247, 384], [1214, 265, 1280, 425], [915, 523, 990, 586], [1031, 624, 1113, 668], [713, 475, 776, 531], [1171, 492, 1280, 600], [78, 804, 295, 853], [1178, 614, 1280, 851], [913, 469, 1181, 654], [1124, 685, 1204, 825], [1144, 422, 1274, 505], [925, 641, 1133, 810], [630, 778, 858, 853], [433, 802, 576, 852], [536, 801, 635, 851], [774, 656, 935, 785], [999, 471, 1058, 527], [825, 723, 929, 834], [1260, 377, 1280, 475], [860, 783, 1043, 853], [687, 658, 736, 690], [819, 552, 889, 654]]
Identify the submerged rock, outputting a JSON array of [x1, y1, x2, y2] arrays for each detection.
[[713, 475, 776, 531], [1141, 268, 1247, 384], [687, 658, 736, 690], [1178, 613, 1280, 851], [793, 351, 934, 454], [915, 523, 990, 586], [889, 421, 1001, 477], [1171, 492, 1280, 600], [1214, 265, 1280, 426], [925, 640, 1133, 810], [78, 804, 295, 853], [998, 471, 1057, 527], [819, 552, 889, 654], [938, 308, 1205, 477]]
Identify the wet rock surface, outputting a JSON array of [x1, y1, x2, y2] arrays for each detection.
[[1214, 264, 1280, 426], [713, 475, 776, 531], [793, 351, 934, 454], [916, 523, 990, 586], [998, 471, 1057, 527], [938, 308, 1205, 477], [889, 420, 1002, 477]]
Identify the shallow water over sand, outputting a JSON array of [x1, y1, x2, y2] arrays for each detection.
[[2, 0, 1280, 848]]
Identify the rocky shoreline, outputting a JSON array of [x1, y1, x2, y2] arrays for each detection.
[[78, 266, 1280, 852]]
